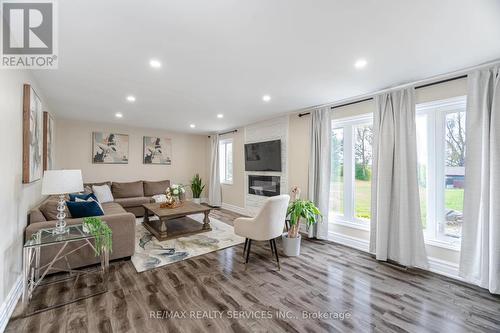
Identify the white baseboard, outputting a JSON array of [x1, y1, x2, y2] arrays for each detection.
[[0, 276, 22, 333], [328, 231, 370, 252], [221, 202, 248, 216], [328, 231, 463, 281]]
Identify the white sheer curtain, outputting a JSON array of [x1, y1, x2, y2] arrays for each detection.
[[370, 88, 428, 268], [208, 134, 222, 207], [459, 66, 500, 294], [307, 107, 330, 239]]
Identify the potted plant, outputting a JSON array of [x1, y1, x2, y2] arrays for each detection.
[[190, 174, 205, 204], [282, 199, 322, 256], [82, 217, 113, 256]]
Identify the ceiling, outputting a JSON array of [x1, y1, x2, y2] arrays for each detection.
[[33, 0, 500, 134]]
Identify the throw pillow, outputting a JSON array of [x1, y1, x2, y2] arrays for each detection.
[[75, 197, 104, 212], [40, 199, 72, 221], [69, 193, 98, 202], [92, 184, 114, 203], [66, 200, 104, 218]]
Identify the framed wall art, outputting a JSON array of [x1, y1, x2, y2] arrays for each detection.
[[143, 136, 172, 165], [22, 84, 43, 183], [92, 132, 129, 164]]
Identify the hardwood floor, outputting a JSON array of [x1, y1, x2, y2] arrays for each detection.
[[6, 208, 500, 333]]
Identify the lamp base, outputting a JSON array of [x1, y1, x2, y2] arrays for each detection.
[[53, 194, 69, 235]]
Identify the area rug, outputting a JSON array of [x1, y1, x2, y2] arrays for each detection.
[[131, 214, 245, 272]]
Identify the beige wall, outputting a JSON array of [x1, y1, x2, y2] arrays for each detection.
[[55, 119, 208, 198], [0, 71, 48, 311], [220, 129, 245, 208], [223, 78, 467, 265]]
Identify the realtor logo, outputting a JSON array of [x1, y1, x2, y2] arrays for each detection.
[[1, 0, 58, 69]]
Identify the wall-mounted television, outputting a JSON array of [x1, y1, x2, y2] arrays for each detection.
[[244, 139, 282, 172]]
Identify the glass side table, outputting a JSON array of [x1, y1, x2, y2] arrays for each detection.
[[22, 224, 110, 316]]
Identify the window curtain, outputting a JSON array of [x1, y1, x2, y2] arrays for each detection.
[[459, 66, 500, 294], [307, 107, 331, 239], [370, 88, 428, 268], [208, 134, 222, 207]]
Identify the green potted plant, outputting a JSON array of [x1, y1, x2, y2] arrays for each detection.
[[82, 217, 112, 256], [282, 199, 322, 256], [190, 174, 205, 204]]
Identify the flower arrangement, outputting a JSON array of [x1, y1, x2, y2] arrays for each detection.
[[162, 184, 187, 208]]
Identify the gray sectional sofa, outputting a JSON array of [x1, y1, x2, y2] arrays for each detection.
[[26, 179, 170, 270]]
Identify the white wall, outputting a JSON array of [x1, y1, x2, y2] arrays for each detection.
[[55, 119, 208, 197], [0, 71, 48, 328]]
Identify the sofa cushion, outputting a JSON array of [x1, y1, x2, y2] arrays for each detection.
[[112, 181, 144, 198], [29, 208, 47, 224], [101, 202, 127, 215], [83, 181, 111, 194], [143, 180, 170, 196], [114, 197, 152, 208], [66, 200, 104, 218], [39, 199, 72, 221]]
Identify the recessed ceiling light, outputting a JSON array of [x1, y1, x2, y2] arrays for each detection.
[[262, 95, 271, 102], [190, 124, 196, 128], [217, 114, 224, 119], [126, 95, 136, 102], [354, 58, 367, 69], [115, 112, 123, 118], [149, 59, 162, 68]]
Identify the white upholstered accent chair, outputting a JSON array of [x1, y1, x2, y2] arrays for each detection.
[[234, 194, 290, 269]]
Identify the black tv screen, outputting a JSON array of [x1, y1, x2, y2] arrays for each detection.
[[245, 140, 282, 172]]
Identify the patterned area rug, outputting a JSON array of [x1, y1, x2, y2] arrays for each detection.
[[132, 214, 245, 272]]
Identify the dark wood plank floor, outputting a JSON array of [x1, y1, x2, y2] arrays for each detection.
[[6, 208, 500, 333]]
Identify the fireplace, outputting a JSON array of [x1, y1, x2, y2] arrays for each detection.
[[248, 175, 280, 197]]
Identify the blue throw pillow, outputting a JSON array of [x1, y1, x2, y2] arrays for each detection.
[[66, 200, 104, 218], [69, 193, 98, 202]]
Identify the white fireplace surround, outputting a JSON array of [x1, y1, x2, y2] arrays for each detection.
[[244, 116, 289, 216]]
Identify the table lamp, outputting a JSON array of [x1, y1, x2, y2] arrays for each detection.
[[41, 170, 84, 234]]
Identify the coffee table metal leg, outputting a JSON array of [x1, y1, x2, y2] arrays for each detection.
[[202, 211, 211, 230]]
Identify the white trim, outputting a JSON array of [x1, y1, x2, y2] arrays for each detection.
[[221, 202, 249, 216], [0, 276, 22, 333], [328, 231, 370, 252], [416, 95, 466, 112], [327, 231, 463, 281], [330, 219, 370, 231], [427, 257, 463, 281]]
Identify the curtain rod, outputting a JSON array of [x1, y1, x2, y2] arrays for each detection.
[[294, 58, 500, 116], [296, 74, 471, 116], [208, 129, 238, 138]]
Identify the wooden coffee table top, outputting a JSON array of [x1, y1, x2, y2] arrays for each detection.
[[142, 201, 211, 218]]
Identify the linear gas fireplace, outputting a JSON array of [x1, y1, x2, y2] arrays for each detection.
[[248, 175, 280, 197]]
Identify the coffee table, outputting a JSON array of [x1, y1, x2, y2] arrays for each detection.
[[142, 201, 212, 241]]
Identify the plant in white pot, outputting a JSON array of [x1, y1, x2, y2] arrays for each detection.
[[190, 174, 205, 204], [282, 199, 322, 256]]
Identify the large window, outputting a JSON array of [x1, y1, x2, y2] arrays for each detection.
[[219, 139, 233, 184], [416, 96, 466, 247], [330, 114, 373, 227]]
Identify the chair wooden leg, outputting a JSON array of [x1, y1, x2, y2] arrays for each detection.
[[272, 238, 280, 270], [245, 239, 252, 270], [243, 238, 249, 257]]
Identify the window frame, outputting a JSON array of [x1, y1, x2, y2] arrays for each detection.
[[330, 113, 374, 230], [416, 95, 466, 249], [219, 138, 234, 185]]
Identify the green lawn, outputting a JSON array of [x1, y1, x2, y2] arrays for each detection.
[[332, 181, 464, 226]]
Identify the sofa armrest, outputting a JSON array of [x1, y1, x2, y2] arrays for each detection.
[[25, 212, 136, 258]]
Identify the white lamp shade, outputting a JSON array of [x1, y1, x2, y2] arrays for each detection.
[[41, 170, 84, 195]]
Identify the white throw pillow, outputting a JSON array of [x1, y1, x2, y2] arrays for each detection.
[[92, 184, 114, 203], [152, 194, 167, 203]]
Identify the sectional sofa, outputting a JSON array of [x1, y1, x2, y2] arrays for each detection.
[[26, 179, 170, 270]]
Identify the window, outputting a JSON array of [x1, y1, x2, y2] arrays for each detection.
[[416, 96, 466, 247], [330, 114, 373, 227], [219, 139, 233, 184]]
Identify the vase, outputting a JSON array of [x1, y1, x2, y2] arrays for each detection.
[[281, 232, 301, 256], [192, 198, 201, 204]]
